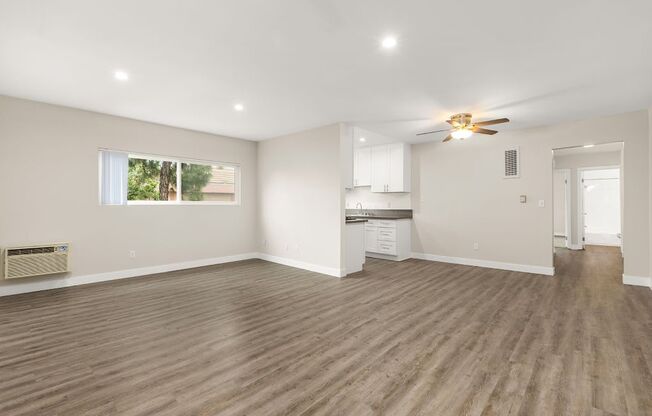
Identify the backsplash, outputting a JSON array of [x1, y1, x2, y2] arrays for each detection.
[[345, 187, 411, 209]]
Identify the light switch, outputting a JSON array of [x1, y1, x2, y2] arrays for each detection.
[[538, 199, 545, 208], [519, 195, 527, 203]]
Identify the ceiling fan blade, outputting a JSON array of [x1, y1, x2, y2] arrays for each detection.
[[416, 128, 451, 136], [473, 118, 510, 126], [442, 134, 453, 142], [472, 126, 498, 135]]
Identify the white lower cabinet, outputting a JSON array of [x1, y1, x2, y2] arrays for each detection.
[[364, 219, 411, 261], [365, 226, 378, 252]]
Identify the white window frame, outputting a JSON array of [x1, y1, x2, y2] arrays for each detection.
[[100, 149, 241, 206]]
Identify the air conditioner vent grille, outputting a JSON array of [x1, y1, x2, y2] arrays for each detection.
[[3, 244, 69, 279], [504, 146, 520, 178]]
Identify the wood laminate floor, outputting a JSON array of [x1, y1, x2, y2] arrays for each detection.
[[1, 246, 651, 415]]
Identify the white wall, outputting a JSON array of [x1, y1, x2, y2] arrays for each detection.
[[0, 95, 258, 293], [553, 151, 622, 247], [411, 110, 649, 277], [257, 124, 344, 276], [345, 187, 411, 210]]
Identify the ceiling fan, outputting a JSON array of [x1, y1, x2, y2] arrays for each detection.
[[417, 113, 510, 142]]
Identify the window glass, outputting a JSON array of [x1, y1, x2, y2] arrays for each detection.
[[128, 157, 177, 201], [181, 163, 236, 202]]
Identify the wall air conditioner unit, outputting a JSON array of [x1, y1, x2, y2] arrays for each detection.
[[503, 146, 520, 179], [3, 243, 69, 279]]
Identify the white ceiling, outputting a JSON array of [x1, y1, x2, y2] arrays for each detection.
[[1, 0, 651, 142]]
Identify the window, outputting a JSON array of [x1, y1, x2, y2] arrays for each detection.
[[99, 150, 239, 205]]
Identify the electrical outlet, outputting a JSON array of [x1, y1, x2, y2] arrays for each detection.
[[129, 250, 136, 258], [473, 242, 479, 250], [538, 199, 545, 208]]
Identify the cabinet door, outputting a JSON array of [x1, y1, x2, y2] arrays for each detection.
[[365, 226, 378, 252], [387, 143, 404, 192], [371, 145, 389, 192], [354, 147, 371, 187]]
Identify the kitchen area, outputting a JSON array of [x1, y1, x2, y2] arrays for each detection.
[[344, 126, 413, 275]]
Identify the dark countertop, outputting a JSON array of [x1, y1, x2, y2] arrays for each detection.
[[347, 215, 411, 220], [345, 209, 413, 220], [345, 218, 368, 224]]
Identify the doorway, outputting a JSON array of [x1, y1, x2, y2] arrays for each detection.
[[552, 142, 624, 275]]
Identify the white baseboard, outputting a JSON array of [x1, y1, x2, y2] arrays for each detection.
[[0, 252, 347, 297], [0, 253, 259, 297], [411, 252, 554, 276], [622, 274, 652, 288], [568, 244, 583, 250], [257, 253, 345, 277]]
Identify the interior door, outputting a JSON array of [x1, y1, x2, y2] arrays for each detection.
[[553, 169, 569, 248], [582, 168, 621, 246]]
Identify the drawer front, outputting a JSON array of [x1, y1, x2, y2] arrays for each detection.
[[377, 228, 396, 241], [365, 220, 379, 227], [377, 220, 396, 228], [377, 241, 397, 255]]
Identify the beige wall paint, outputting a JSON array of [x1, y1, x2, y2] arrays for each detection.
[[554, 151, 622, 247], [257, 124, 344, 274], [412, 110, 649, 277], [0, 96, 258, 290]]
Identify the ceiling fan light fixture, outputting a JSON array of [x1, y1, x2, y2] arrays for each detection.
[[451, 128, 473, 140]]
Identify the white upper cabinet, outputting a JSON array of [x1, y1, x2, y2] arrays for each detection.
[[354, 147, 371, 187], [371, 145, 389, 192], [370, 143, 411, 193]]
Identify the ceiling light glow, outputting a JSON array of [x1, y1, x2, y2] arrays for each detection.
[[381, 36, 397, 49], [583, 144, 595, 148], [114, 70, 129, 81], [359, 137, 366, 142], [451, 129, 473, 140], [234, 103, 244, 112]]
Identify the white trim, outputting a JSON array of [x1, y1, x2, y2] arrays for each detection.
[[0, 252, 348, 297], [256, 253, 345, 277], [126, 200, 239, 206], [622, 274, 652, 288], [411, 252, 554, 276], [0, 253, 258, 297], [568, 243, 584, 250]]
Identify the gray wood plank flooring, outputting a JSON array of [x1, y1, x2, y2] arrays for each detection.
[[1, 246, 651, 415]]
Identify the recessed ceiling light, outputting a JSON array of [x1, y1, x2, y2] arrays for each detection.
[[359, 137, 366, 143], [583, 144, 595, 148], [381, 36, 397, 49], [234, 103, 244, 112], [114, 70, 129, 81]]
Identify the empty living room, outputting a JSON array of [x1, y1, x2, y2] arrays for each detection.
[[1, 1, 652, 415]]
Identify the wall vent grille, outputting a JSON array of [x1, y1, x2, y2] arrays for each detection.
[[504, 146, 520, 178], [3, 243, 69, 279]]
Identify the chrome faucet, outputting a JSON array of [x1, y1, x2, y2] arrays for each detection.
[[355, 202, 363, 214]]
